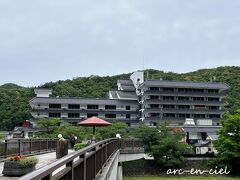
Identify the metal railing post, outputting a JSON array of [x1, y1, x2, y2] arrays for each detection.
[[41, 174, 52, 180], [19, 139, 21, 155], [132, 139, 134, 149], [94, 147, 97, 179], [5, 140, 8, 158], [66, 160, 74, 180], [39, 139, 41, 153], [30, 139, 32, 154]]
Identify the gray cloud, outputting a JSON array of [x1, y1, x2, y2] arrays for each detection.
[[0, 0, 240, 86]]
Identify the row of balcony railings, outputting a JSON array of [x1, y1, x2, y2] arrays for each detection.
[[143, 89, 225, 95], [0, 138, 57, 159], [33, 106, 135, 111], [146, 97, 222, 101], [19, 138, 144, 180], [145, 88, 222, 92], [144, 108, 224, 112], [143, 99, 225, 105]]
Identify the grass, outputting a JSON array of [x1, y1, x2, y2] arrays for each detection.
[[123, 176, 240, 180]]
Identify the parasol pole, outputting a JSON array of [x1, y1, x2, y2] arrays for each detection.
[[93, 125, 96, 135], [92, 125, 96, 143]]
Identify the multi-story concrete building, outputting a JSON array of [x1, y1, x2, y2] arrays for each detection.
[[30, 71, 229, 127], [138, 80, 229, 126], [30, 90, 139, 126]]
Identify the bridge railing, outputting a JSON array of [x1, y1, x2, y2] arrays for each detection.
[[19, 138, 144, 180], [0, 138, 57, 159], [19, 138, 119, 180]]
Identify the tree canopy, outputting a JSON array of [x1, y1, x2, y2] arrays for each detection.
[[214, 109, 240, 175]]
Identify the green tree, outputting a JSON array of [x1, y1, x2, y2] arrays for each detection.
[[53, 124, 91, 141], [36, 118, 62, 137], [131, 123, 190, 169], [96, 122, 129, 139], [215, 110, 240, 175], [151, 134, 189, 169], [129, 124, 160, 152], [35, 118, 92, 140]]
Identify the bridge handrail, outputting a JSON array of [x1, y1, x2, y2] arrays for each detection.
[[19, 138, 119, 180], [0, 138, 57, 159], [19, 138, 144, 180]]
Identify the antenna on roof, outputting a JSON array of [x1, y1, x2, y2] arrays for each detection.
[[210, 77, 213, 83], [142, 56, 145, 71], [213, 76, 216, 82]]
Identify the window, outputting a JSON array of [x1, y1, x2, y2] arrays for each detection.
[[105, 105, 116, 110], [150, 104, 159, 108], [178, 96, 189, 101], [126, 106, 131, 110], [209, 114, 221, 118], [162, 96, 174, 100], [209, 106, 219, 110], [179, 105, 190, 109], [150, 87, 159, 91], [126, 114, 131, 119], [150, 113, 160, 117], [194, 114, 205, 118], [105, 114, 116, 118], [163, 88, 174, 92], [208, 89, 219, 93], [208, 98, 219, 102], [68, 104, 80, 109], [68, 113, 80, 118], [150, 96, 159, 100], [163, 104, 175, 109], [193, 97, 204, 101], [164, 113, 175, 118], [87, 105, 99, 109], [179, 114, 191, 118], [49, 104, 61, 109], [49, 113, 61, 118], [87, 113, 98, 118]]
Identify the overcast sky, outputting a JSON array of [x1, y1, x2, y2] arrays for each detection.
[[1, 0, 240, 87]]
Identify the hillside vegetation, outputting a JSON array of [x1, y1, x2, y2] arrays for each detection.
[[0, 66, 240, 130]]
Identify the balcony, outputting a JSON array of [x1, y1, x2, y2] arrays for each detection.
[[143, 90, 226, 97], [144, 99, 226, 106], [143, 116, 221, 122], [31, 108, 139, 115], [143, 108, 225, 114], [65, 118, 140, 123]]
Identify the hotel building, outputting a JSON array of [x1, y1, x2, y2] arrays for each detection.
[[30, 71, 229, 127]]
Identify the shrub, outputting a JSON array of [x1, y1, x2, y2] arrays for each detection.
[[18, 157, 38, 167], [8, 156, 38, 168], [74, 143, 88, 151]]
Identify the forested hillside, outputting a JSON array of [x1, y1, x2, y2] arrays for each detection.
[[1, 66, 240, 130]]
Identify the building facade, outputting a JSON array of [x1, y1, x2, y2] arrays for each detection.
[[30, 90, 139, 126], [30, 71, 229, 127], [138, 80, 229, 126]]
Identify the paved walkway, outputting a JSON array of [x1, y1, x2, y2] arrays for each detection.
[[0, 150, 75, 180]]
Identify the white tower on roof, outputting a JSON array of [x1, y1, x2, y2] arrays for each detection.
[[34, 89, 52, 97], [130, 71, 144, 89]]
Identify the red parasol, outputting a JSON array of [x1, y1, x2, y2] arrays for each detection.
[[78, 117, 112, 141]]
